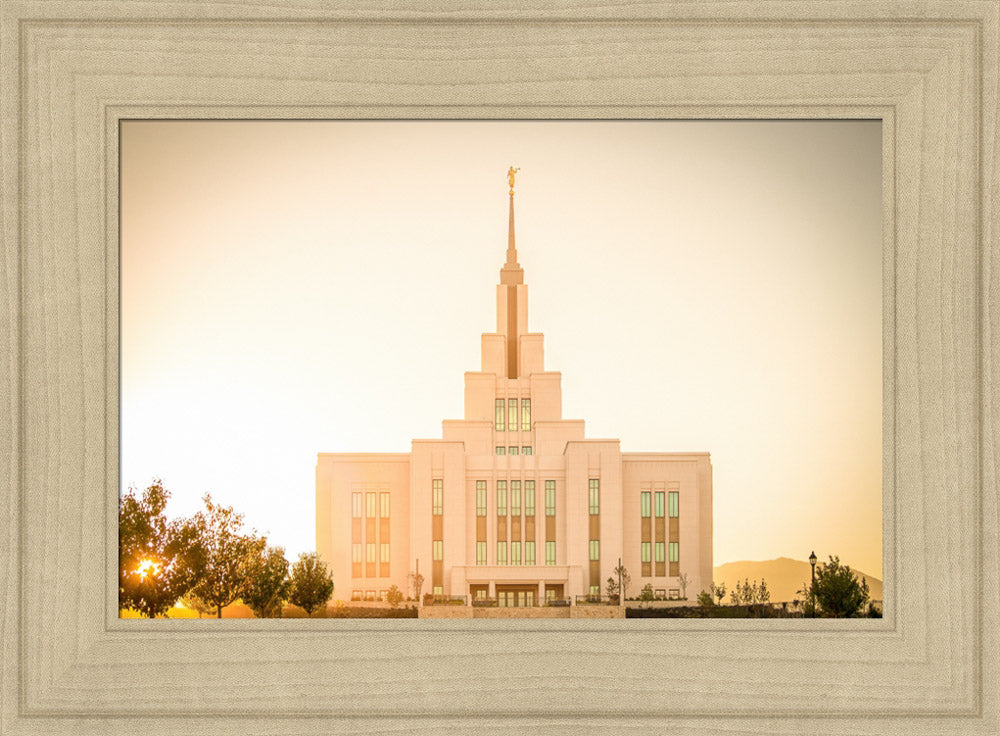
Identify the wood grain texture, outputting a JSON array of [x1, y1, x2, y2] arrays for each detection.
[[1, 1, 996, 734]]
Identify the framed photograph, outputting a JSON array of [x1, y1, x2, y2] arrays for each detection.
[[119, 119, 883, 622], [3, 1, 996, 734]]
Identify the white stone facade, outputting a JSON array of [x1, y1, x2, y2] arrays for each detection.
[[316, 184, 712, 607]]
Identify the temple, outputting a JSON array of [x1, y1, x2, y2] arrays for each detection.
[[315, 169, 713, 609]]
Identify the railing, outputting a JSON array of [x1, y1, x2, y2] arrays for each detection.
[[471, 597, 497, 608], [423, 594, 468, 606], [544, 597, 570, 607], [575, 595, 618, 606]]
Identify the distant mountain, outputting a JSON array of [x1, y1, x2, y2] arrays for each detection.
[[712, 557, 883, 603]]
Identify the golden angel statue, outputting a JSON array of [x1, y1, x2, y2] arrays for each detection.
[[507, 166, 520, 193]]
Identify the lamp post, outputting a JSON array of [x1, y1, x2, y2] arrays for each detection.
[[808, 550, 817, 618]]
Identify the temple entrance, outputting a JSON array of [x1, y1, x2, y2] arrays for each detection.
[[496, 584, 537, 607]]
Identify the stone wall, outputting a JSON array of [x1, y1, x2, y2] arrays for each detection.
[[418, 606, 474, 619], [570, 605, 625, 619], [473, 607, 569, 619], [417, 605, 626, 619]]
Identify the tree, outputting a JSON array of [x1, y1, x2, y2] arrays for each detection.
[[187, 494, 264, 618], [738, 578, 758, 605], [605, 576, 619, 599], [711, 581, 727, 605], [730, 578, 771, 614], [119, 480, 203, 618], [386, 585, 404, 608], [289, 552, 335, 616], [180, 591, 215, 618], [795, 582, 815, 616], [612, 562, 631, 600], [408, 569, 425, 602], [757, 579, 771, 607], [639, 583, 655, 601], [697, 590, 714, 607], [242, 545, 291, 618], [804, 555, 871, 617]]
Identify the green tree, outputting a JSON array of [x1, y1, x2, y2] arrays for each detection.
[[711, 581, 727, 605], [119, 480, 203, 618], [408, 569, 425, 602], [605, 576, 619, 599], [187, 494, 264, 618], [678, 572, 689, 599], [386, 584, 404, 608], [697, 590, 714, 607], [738, 578, 757, 605], [756, 579, 771, 607], [612, 562, 631, 599], [795, 582, 815, 616], [289, 552, 335, 616], [639, 583, 655, 601], [804, 555, 871, 617], [242, 545, 291, 618], [180, 591, 215, 618]]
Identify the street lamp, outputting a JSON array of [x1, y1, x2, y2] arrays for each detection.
[[808, 550, 818, 618]]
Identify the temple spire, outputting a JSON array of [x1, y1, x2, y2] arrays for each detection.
[[501, 166, 523, 285]]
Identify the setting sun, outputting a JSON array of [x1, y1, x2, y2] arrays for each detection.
[[136, 559, 161, 579]]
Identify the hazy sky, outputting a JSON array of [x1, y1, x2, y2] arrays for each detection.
[[121, 120, 883, 578]]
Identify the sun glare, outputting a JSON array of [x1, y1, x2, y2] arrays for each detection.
[[136, 559, 161, 578]]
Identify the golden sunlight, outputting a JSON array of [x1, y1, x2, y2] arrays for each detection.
[[136, 559, 161, 578]]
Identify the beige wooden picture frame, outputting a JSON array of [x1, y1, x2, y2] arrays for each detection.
[[1, 1, 996, 734]]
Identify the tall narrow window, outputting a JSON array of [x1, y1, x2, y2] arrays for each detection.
[[495, 399, 505, 431], [367, 542, 376, 562], [589, 479, 600, 515], [380, 492, 390, 518], [497, 481, 507, 516], [655, 542, 665, 563], [669, 491, 680, 517], [381, 543, 390, 563], [432, 540, 443, 561], [525, 481, 535, 516], [352, 543, 362, 563], [545, 541, 556, 565], [508, 399, 517, 431], [669, 542, 679, 562], [366, 492, 376, 518], [476, 541, 487, 565], [545, 480, 556, 516], [641, 542, 651, 563], [655, 491, 665, 517], [589, 540, 600, 561], [521, 399, 531, 430], [497, 541, 507, 565], [511, 481, 521, 515], [476, 480, 487, 516], [352, 492, 362, 518], [640, 491, 651, 518], [511, 541, 521, 565], [525, 541, 536, 565], [589, 585, 600, 596], [432, 479, 443, 515]]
